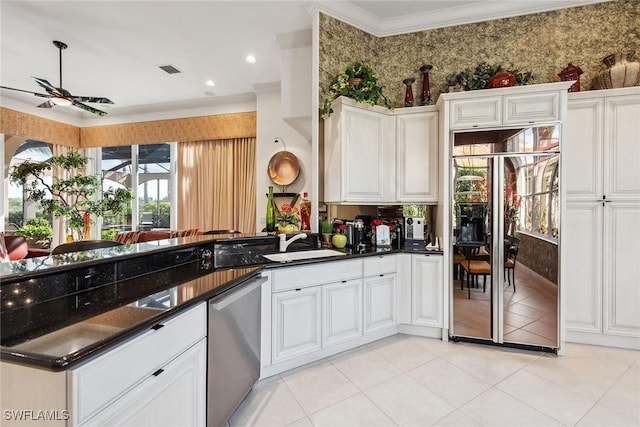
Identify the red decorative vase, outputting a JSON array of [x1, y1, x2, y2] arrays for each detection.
[[488, 68, 515, 89], [402, 77, 415, 107], [420, 64, 432, 105]]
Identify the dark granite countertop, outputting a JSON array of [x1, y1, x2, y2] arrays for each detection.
[[0, 233, 442, 370]]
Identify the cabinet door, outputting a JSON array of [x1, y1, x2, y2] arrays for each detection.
[[322, 279, 363, 347], [603, 203, 640, 337], [364, 273, 397, 334], [342, 105, 396, 202], [272, 287, 321, 363], [396, 111, 439, 202], [564, 203, 603, 333], [449, 97, 501, 129], [83, 340, 206, 427], [503, 92, 560, 125], [412, 255, 443, 328], [604, 95, 640, 200], [565, 98, 604, 201]]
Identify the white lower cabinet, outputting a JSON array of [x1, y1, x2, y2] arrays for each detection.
[[0, 303, 207, 427], [82, 340, 206, 427], [272, 286, 322, 363], [266, 257, 402, 374], [412, 255, 444, 328], [323, 279, 363, 347], [364, 274, 396, 334]]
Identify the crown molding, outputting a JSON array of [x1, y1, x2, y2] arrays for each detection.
[[313, 0, 612, 37]]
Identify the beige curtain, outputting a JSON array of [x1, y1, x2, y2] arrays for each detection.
[[178, 138, 256, 233]]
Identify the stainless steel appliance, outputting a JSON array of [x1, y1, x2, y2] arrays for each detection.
[[354, 219, 367, 249], [404, 217, 425, 240], [208, 273, 266, 427], [450, 125, 560, 351]]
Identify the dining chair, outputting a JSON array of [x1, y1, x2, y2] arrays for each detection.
[[504, 236, 521, 291], [459, 245, 491, 299], [52, 240, 123, 255]]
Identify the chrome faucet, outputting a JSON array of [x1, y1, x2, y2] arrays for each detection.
[[279, 232, 307, 252]]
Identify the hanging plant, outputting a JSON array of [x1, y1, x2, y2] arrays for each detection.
[[446, 62, 537, 91], [321, 61, 392, 119]]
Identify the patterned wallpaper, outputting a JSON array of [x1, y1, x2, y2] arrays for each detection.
[[319, 0, 640, 108], [0, 107, 80, 147], [80, 112, 256, 147], [0, 108, 256, 148]]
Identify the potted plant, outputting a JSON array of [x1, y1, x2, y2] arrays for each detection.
[[321, 61, 393, 119], [9, 149, 133, 241], [276, 203, 301, 234], [446, 62, 537, 91], [16, 218, 53, 249], [320, 219, 333, 247]]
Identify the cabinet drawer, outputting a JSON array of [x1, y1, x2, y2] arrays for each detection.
[[272, 259, 362, 292], [69, 303, 206, 426], [450, 97, 501, 129], [363, 255, 396, 276], [503, 92, 559, 125]]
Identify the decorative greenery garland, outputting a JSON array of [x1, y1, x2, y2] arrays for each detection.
[[446, 62, 537, 91]]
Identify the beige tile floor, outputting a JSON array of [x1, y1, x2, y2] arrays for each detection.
[[229, 335, 640, 427]]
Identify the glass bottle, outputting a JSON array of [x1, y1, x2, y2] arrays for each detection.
[[300, 192, 311, 231], [266, 186, 276, 232], [403, 78, 415, 107]]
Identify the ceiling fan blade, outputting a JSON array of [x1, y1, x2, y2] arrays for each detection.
[[31, 77, 56, 93], [37, 100, 54, 109], [0, 85, 50, 98], [71, 96, 114, 104], [72, 100, 107, 116]]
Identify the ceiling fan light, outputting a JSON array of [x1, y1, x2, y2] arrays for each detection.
[[51, 96, 71, 106]]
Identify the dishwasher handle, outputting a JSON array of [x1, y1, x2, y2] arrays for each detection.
[[210, 275, 266, 311]]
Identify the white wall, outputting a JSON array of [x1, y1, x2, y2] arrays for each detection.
[[255, 84, 312, 233]]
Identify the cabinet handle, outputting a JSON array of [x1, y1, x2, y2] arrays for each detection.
[[379, 274, 384, 277], [151, 324, 165, 331], [295, 288, 301, 291], [342, 280, 347, 283], [472, 124, 479, 128], [152, 368, 165, 377]]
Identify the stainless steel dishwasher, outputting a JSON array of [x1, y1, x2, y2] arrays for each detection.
[[208, 273, 266, 427]]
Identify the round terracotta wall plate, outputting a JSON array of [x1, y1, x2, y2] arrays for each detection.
[[268, 151, 300, 186]]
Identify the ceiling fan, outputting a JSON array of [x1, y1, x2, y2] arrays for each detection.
[[0, 40, 113, 116]]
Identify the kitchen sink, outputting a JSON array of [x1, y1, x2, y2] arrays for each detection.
[[263, 249, 346, 262]]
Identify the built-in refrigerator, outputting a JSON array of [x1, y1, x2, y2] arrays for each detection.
[[449, 125, 560, 351]]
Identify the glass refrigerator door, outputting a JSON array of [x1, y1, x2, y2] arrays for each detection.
[[451, 126, 560, 350]]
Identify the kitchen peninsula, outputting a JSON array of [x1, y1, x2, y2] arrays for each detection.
[[1, 233, 443, 426]]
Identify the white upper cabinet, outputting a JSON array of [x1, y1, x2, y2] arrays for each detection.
[[604, 94, 640, 200], [565, 97, 604, 201], [396, 109, 439, 202], [503, 91, 560, 125], [324, 97, 439, 204], [449, 96, 501, 129], [324, 97, 396, 203], [442, 82, 572, 130], [566, 88, 640, 202]]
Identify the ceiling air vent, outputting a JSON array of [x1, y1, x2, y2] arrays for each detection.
[[159, 65, 181, 74]]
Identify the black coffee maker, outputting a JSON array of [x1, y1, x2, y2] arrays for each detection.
[[354, 219, 367, 249]]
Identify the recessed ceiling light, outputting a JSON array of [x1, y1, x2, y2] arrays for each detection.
[[205, 80, 215, 87], [245, 54, 256, 64]]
